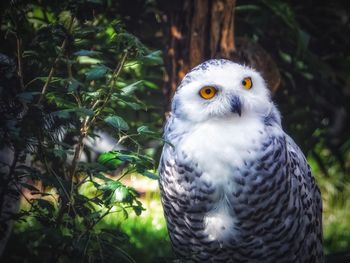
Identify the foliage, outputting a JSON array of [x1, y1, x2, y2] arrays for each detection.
[[0, 1, 163, 262]]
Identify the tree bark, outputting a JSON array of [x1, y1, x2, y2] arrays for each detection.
[[161, 0, 280, 111]]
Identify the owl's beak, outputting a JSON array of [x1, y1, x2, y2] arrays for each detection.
[[230, 96, 242, 117]]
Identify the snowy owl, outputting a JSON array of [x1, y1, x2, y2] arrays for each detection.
[[158, 59, 323, 263]]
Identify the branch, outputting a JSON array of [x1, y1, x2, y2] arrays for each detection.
[[69, 52, 128, 181]]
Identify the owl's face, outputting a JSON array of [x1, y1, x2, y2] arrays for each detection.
[[172, 59, 273, 123]]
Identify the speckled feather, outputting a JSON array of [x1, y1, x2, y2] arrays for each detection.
[[159, 59, 323, 263]]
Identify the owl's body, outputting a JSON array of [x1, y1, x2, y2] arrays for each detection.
[[159, 60, 323, 262]]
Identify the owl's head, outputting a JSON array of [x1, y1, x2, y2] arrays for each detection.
[[172, 59, 279, 124]]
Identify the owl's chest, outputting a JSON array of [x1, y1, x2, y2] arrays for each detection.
[[176, 118, 266, 182]]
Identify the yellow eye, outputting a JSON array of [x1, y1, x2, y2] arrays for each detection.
[[242, 77, 253, 90], [199, 86, 217, 100]]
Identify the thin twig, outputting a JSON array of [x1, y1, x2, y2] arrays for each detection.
[[37, 16, 75, 104], [96, 233, 105, 263], [91, 99, 102, 110], [69, 133, 85, 186], [107, 51, 128, 86], [117, 130, 141, 149], [82, 232, 92, 260], [75, 173, 90, 188], [71, 93, 82, 107], [16, 36, 25, 91], [116, 168, 131, 182], [77, 206, 113, 241], [13, 182, 32, 206], [37, 136, 72, 203], [66, 56, 73, 79], [86, 51, 128, 127], [24, 77, 39, 89]]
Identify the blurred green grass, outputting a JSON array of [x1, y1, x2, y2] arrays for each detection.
[[310, 156, 350, 255], [100, 175, 174, 263]]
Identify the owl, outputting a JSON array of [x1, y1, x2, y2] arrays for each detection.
[[158, 59, 323, 263]]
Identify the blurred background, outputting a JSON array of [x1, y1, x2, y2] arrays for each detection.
[[0, 0, 349, 262]]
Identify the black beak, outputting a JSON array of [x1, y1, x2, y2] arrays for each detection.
[[230, 96, 242, 116]]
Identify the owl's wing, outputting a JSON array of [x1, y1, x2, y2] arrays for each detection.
[[159, 137, 214, 260], [159, 145, 192, 259], [158, 115, 191, 258], [285, 135, 324, 261]]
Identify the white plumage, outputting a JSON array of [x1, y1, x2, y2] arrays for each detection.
[[159, 59, 323, 262]]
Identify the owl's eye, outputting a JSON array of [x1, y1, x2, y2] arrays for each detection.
[[242, 77, 253, 90], [199, 86, 217, 99]]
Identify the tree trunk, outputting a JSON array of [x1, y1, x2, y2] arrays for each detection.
[[161, 0, 280, 111]]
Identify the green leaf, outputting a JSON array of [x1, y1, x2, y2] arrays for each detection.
[[98, 152, 124, 170], [67, 79, 82, 92], [46, 92, 76, 108], [142, 50, 163, 65], [137, 125, 157, 135], [279, 50, 292, 64], [17, 92, 41, 103], [35, 199, 55, 214], [143, 80, 158, 90], [74, 49, 101, 57], [77, 56, 101, 65], [99, 151, 153, 171], [133, 205, 143, 216], [82, 91, 100, 100], [114, 152, 139, 163], [52, 107, 94, 119], [297, 29, 310, 54], [142, 170, 159, 180], [22, 50, 39, 58], [114, 186, 130, 202], [121, 80, 143, 95], [74, 107, 95, 117], [75, 26, 100, 37], [235, 4, 261, 12], [104, 116, 129, 131], [93, 172, 113, 183], [52, 148, 67, 160], [52, 109, 71, 119], [123, 101, 143, 110], [86, 65, 109, 81], [117, 98, 145, 110]]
